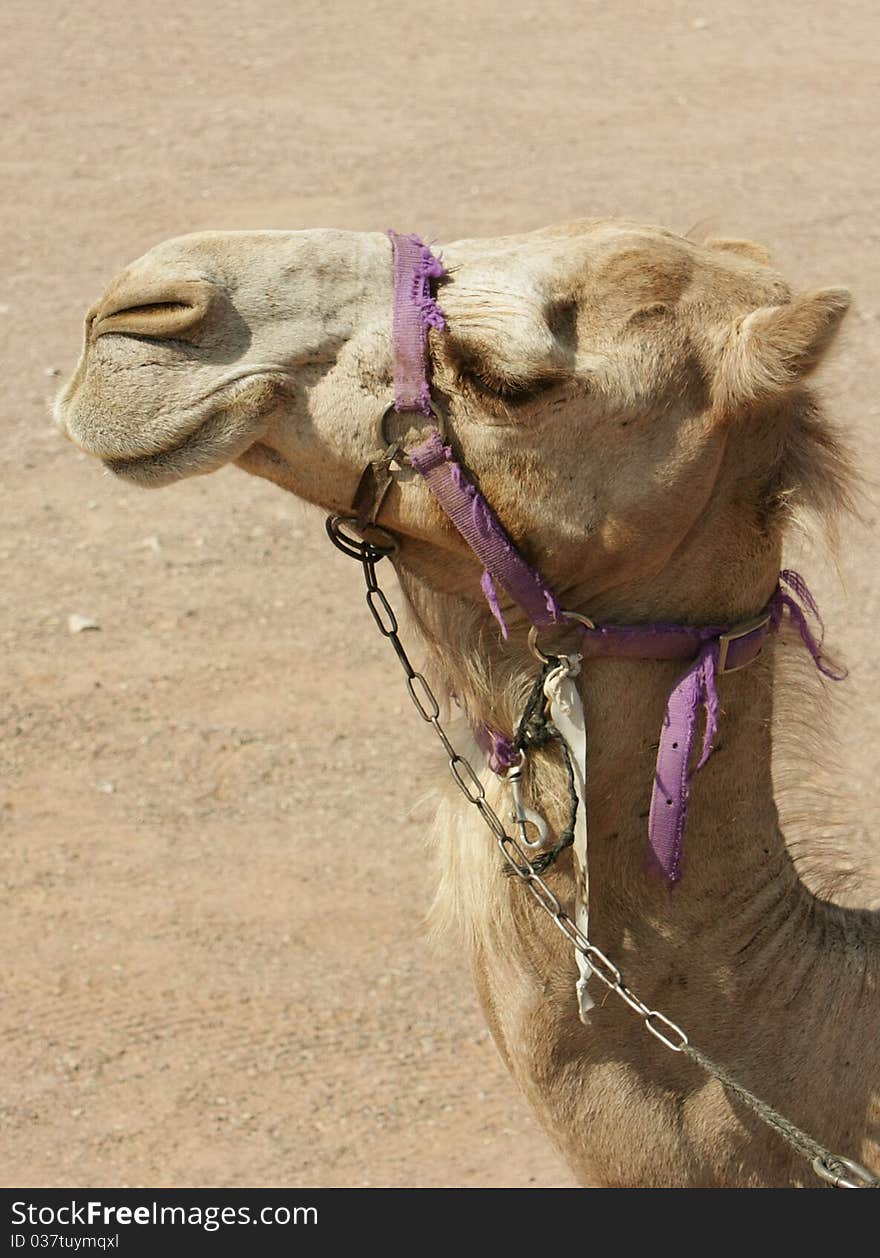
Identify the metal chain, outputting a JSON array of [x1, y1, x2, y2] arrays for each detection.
[[326, 518, 878, 1189]]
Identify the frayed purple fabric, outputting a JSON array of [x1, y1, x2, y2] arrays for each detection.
[[409, 431, 563, 632], [647, 570, 842, 882], [388, 230, 562, 634], [473, 723, 519, 775], [647, 641, 721, 883], [386, 231, 447, 416], [769, 568, 847, 681], [480, 569, 507, 636]]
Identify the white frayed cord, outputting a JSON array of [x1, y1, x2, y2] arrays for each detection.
[[543, 654, 594, 1022]]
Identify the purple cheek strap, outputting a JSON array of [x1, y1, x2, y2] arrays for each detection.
[[386, 230, 561, 636], [384, 230, 846, 884], [408, 431, 563, 635]]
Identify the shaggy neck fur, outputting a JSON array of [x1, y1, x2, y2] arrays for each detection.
[[401, 569, 879, 1187]]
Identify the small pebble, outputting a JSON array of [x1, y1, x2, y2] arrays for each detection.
[[68, 614, 100, 634], [96, 781, 115, 795], [45, 367, 61, 377]]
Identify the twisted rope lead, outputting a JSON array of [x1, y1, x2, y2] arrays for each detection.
[[683, 1045, 879, 1187]]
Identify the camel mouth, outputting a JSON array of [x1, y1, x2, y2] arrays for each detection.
[[57, 360, 292, 456], [62, 368, 289, 486], [101, 377, 283, 486]]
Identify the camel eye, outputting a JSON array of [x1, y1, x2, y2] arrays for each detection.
[[469, 369, 557, 405], [460, 358, 548, 404], [449, 339, 561, 406], [470, 370, 520, 400]]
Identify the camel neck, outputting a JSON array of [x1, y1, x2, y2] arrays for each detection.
[[577, 640, 880, 984], [573, 648, 787, 936], [403, 567, 878, 1172]]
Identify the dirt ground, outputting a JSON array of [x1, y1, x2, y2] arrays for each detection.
[[2, 1, 878, 1188]]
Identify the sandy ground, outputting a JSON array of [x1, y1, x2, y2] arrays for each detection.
[[1, 1, 878, 1188]]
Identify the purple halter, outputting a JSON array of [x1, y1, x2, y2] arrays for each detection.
[[384, 230, 845, 883]]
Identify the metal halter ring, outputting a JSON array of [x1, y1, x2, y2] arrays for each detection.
[[325, 514, 398, 560], [378, 399, 446, 463], [528, 610, 596, 664]]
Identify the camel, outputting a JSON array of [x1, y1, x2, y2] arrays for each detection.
[[55, 220, 878, 1188]]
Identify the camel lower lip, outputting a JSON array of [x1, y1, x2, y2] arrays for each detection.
[[99, 401, 236, 484], [75, 369, 287, 476], [101, 422, 206, 478], [98, 384, 274, 486], [103, 435, 195, 474]]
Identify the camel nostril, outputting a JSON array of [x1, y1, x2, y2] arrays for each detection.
[[91, 278, 216, 342]]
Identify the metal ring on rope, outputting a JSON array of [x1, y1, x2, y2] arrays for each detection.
[[528, 610, 596, 664]]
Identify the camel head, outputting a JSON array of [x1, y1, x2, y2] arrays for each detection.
[[56, 221, 851, 622]]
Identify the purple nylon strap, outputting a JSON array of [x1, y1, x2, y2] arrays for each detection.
[[647, 640, 722, 882], [409, 432, 563, 634], [384, 229, 846, 883], [386, 231, 447, 416], [646, 571, 844, 881], [474, 572, 842, 881], [386, 229, 562, 635]]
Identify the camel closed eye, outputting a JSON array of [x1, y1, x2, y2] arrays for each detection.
[[467, 369, 550, 404], [455, 349, 565, 407]]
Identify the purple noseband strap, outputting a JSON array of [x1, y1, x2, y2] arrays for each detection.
[[384, 229, 846, 883], [386, 231, 447, 417]]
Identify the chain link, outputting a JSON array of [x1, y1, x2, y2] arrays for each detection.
[[324, 522, 878, 1188]]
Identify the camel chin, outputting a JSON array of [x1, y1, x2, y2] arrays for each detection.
[[100, 404, 267, 487]]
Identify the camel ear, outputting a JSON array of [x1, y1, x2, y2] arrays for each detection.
[[705, 237, 772, 266], [714, 287, 850, 410]]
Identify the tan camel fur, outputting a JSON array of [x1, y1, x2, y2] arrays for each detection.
[[56, 220, 878, 1187]]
